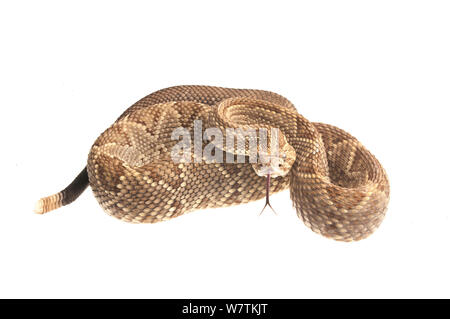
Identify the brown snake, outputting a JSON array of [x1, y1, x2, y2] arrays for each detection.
[[35, 85, 390, 241]]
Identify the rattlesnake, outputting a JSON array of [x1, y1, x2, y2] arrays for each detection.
[[35, 85, 389, 241]]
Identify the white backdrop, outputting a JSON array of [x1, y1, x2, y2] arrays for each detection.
[[1, 1, 449, 298]]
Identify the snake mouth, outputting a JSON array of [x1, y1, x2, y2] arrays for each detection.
[[253, 158, 289, 178], [252, 150, 293, 178], [255, 164, 285, 177]]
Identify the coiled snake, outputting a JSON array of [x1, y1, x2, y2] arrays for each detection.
[[35, 85, 389, 241]]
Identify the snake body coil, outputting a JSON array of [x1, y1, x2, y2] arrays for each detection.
[[36, 85, 390, 241]]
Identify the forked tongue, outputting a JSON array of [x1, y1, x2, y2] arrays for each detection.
[[259, 173, 277, 215]]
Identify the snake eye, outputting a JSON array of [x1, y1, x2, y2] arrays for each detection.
[[282, 153, 287, 159]]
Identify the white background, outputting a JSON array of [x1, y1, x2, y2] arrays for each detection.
[[1, 1, 449, 298]]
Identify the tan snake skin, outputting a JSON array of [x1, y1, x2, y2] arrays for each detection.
[[36, 85, 390, 241]]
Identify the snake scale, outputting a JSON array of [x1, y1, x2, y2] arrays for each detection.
[[35, 85, 390, 241]]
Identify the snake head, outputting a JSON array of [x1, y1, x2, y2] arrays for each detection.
[[251, 134, 296, 178]]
